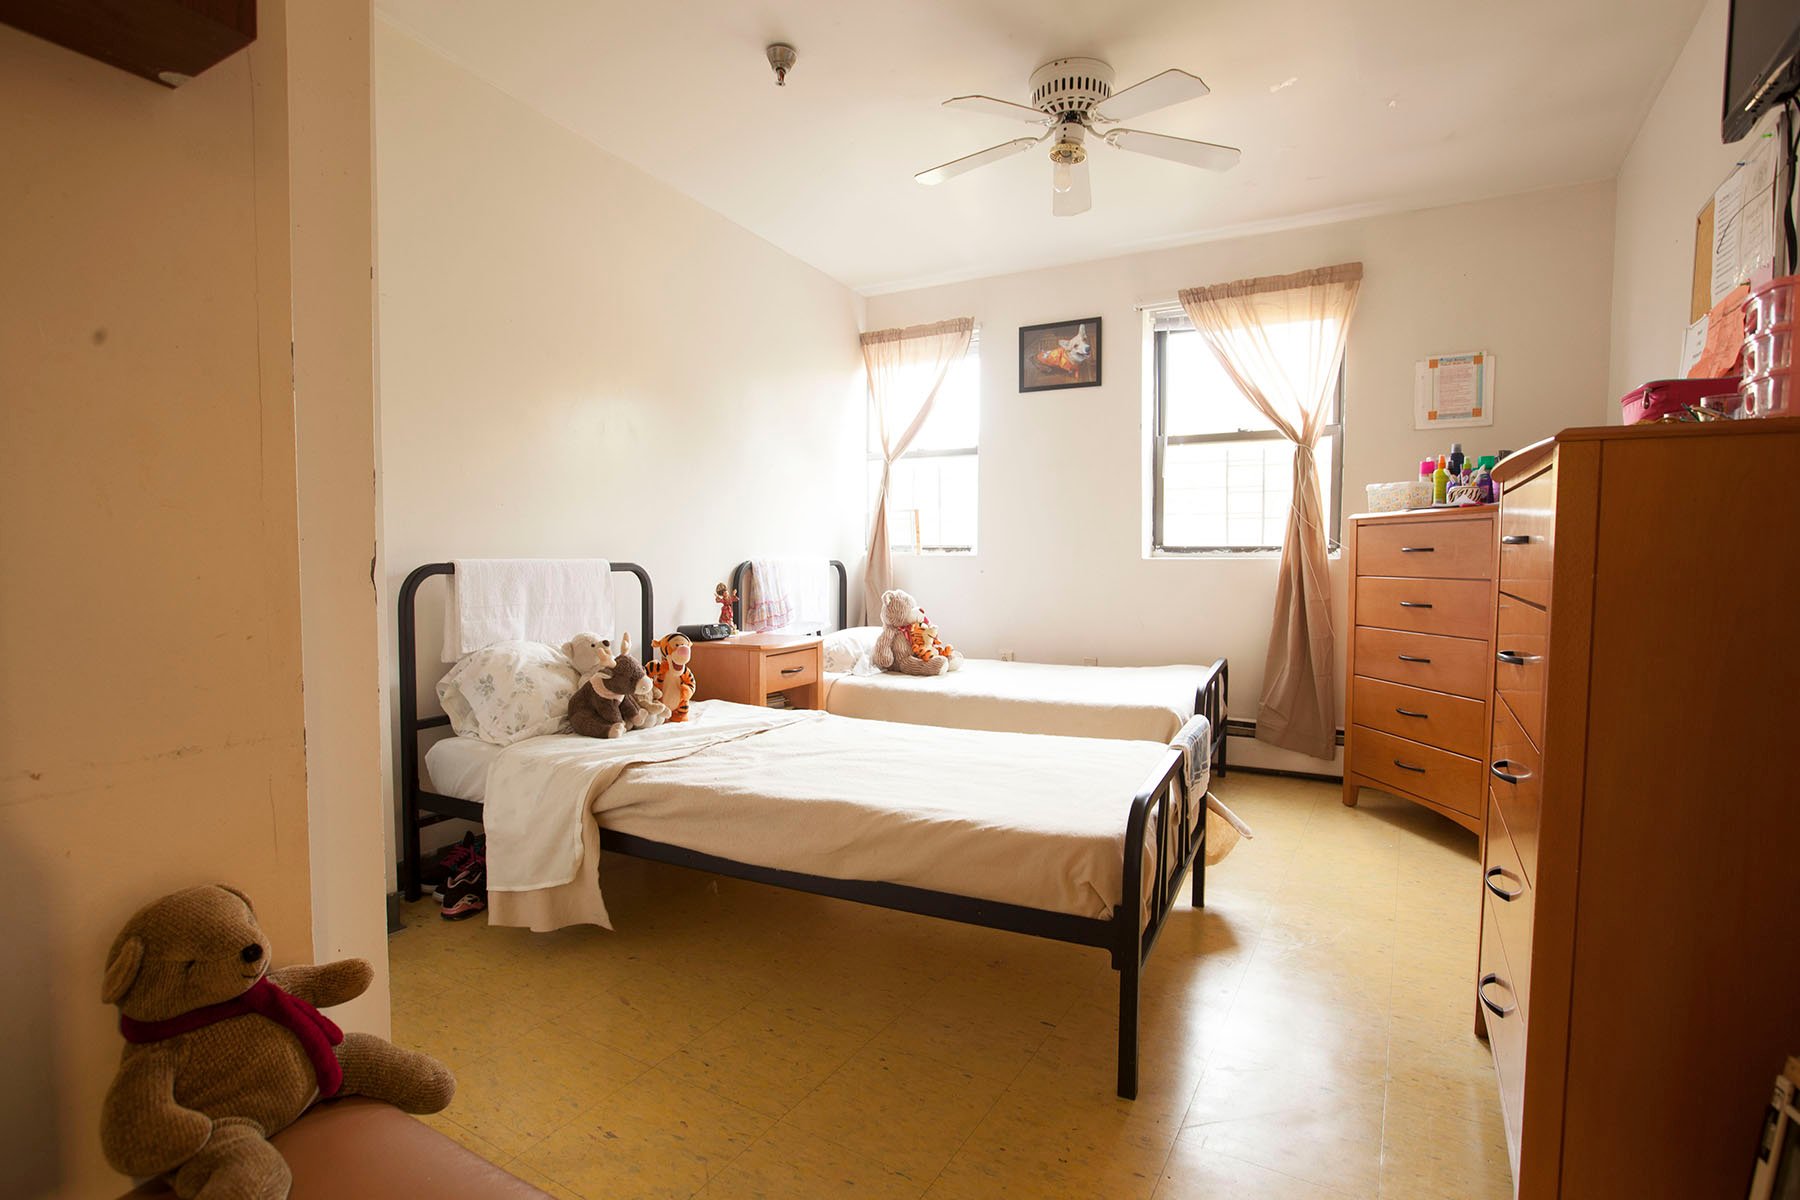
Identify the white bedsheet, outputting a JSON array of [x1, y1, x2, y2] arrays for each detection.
[[823, 658, 1210, 742], [437, 700, 1176, 932]]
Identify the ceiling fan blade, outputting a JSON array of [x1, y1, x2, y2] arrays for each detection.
[[1091, 69, 1210, 123], [1104, 128, 1240, 171], [1052, 159, 1091, 217], [914, 136, 1044, 186], [943, 94, 1053, 126]]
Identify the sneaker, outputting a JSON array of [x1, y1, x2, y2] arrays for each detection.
[[431, 832, 481, 899], [439, 886, 486, 921]]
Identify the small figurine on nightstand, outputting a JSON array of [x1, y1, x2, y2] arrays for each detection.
[[714, 582, 740, 632]]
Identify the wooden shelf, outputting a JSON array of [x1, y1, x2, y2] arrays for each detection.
[[0, 0, 256, 88]]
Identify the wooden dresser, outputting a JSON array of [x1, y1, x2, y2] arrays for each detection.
[[1477, 419, 1800, 1197], [1342, 505, 1498, 833]]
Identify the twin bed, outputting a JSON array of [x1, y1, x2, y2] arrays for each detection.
[[731, 558, 1230, 760], [399, 559, 1230, 1098]]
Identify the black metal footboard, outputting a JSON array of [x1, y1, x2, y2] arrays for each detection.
[[1193, 656, 1230, 778], [1112, 746, 1202, 1098]]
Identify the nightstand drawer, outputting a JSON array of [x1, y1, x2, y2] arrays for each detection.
[[761, 647, 819, 693]]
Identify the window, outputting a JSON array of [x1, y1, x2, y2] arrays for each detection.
[[1150, 314, 1343, 554], [868, 335, 979, 553]]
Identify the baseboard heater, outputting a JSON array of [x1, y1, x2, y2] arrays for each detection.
[[1224, 717, 1345, 748]]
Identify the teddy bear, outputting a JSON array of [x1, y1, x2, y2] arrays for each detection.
[[646, 633, 697, 723], [871, 588, 962, 677], [100, 884, 454, 1199], [565, 632, 664, 737]]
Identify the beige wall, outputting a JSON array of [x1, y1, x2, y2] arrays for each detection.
[[1610, 0, 1745, 404], [0, 6, 383, 1194], [374, 20, 866, 875], [863, 183, 1617, 773], [0, 17, 313, 1199], [289, 1, 391, 1036]]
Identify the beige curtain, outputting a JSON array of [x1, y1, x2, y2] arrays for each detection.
[[1180, 263, 1362, 759], [861, 317, 974, 619]]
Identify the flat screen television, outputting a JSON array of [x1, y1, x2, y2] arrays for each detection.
[[1723, 0, 1800, 142]]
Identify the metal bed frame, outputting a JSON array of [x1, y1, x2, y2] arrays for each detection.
[[728, 558, 1229, 774], [397, 560, 1218, 1098]]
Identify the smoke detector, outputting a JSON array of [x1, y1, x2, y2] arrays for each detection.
[[767, 43, 796, 86]]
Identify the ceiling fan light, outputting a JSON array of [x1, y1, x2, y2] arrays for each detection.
[[1053, 159, 1073, 194]]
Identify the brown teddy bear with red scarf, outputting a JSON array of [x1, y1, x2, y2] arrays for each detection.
[[99, 884, 454, 1198]]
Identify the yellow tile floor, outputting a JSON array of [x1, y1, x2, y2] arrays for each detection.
[[390, 775, 1513, 1199]]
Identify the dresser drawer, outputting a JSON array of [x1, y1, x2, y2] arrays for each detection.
[[761, 647, 819, 693], [1348, 726, 1484, 817], [1351, 675, 1488, 758], [1352, 627, 1492, 699], [1479, 898, 1526, 1177], [1498, 467, 1555, 607], [1489, 696, 1542, 884], [1355, 576, 1495, 640], [1483, 791, 1534, 1017], [1355, 516, 1495, 580], [1495, 594, 1548, 748]]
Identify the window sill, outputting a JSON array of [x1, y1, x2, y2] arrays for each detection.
[[1148, 547, 1343, 561], [892, 549, 976, 558]]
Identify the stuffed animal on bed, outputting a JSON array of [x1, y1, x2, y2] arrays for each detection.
[[565, 633, 664, 737], [647, 633, 697, 723], [100, 884, 454, 1199], [872, 588, 963, 677]]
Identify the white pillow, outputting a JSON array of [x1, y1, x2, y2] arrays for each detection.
[[822, 625, 882, 673], [436, 640, 579, 745]]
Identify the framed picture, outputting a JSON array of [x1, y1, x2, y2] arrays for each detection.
[[1019, 317, 1102, 392]]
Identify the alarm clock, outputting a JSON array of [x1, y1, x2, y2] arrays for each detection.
[[677, 622, 734, 642]]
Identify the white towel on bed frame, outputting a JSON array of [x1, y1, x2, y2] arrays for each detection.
[[743, 557, 834, 633], [442, 558, 615, 662]]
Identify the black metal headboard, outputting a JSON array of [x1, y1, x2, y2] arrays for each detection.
[[395, 560, 653, 897], [729, 559, 848, 632]]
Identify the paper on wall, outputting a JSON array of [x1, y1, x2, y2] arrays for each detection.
[[1710, 171, 1746, 307], [1680, 315, 1708, 378], [1413, 352, 1495, 429], [1708, 115, 1783, 305]]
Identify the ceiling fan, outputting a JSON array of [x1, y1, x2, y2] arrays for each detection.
[[915, 57, 1240, 216]]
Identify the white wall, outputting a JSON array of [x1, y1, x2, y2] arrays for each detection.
[[864, 183, 1617, 772], [375, 20, 866, 874], [1610, 0, 1747, 403]]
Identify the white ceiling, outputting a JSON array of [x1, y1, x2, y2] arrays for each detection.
[[375, 0, 1704, 295]]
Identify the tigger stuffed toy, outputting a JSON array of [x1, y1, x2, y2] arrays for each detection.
[[646, 633, 697, 722]]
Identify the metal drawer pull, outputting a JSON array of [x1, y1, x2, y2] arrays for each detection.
[[1395, 707, 1428, 719], [1399, 601, 1434, 609], [1400, 546, 1434, 553], [1397, 654, 1432, 663], [779, 666, 805, 675], [1491, 759, 1530, 785], [1477, 973, 1516, 1018], [1501, 534, 1531, 545], [1496, 650, 1529, 665], [1485, 866, 1523, 902], [1393, 759, 1426, 773]]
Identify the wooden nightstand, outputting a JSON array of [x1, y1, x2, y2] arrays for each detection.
[[686, 633, 824, 709]]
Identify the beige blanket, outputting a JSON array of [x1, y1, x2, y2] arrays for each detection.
[[824, 658, 1209, 742], [487, 701, 1177, 931]]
